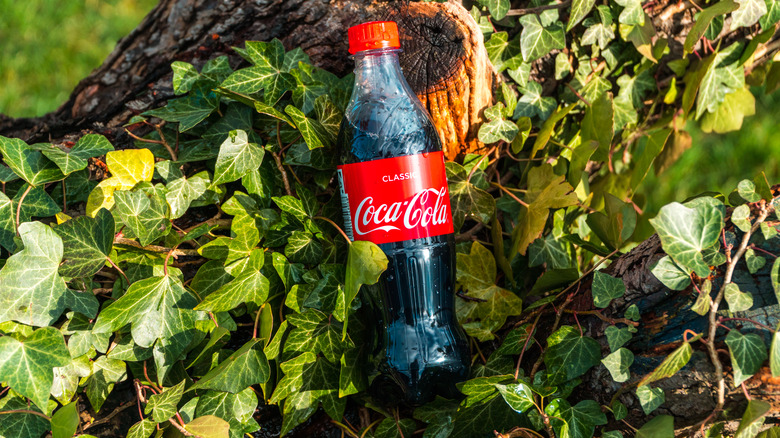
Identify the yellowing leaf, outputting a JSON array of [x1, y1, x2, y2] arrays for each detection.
[[86, 149, 154, 217]]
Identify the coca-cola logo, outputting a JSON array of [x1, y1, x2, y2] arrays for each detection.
[[353, 186, 449, 236]]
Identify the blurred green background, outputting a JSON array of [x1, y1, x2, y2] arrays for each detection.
[[0, 0, 777, 237], [0, 0, 157, 117]]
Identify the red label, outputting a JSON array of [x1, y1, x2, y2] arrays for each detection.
[[337, 151, 454, 244]]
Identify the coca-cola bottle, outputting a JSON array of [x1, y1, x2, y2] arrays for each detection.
[[336, 21, 470, 405]]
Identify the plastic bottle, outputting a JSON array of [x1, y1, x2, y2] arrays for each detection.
[[336, 21, 470, 405]]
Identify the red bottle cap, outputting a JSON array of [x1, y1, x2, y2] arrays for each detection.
[[348, 21, 400, 55]]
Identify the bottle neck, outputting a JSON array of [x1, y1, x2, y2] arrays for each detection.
[[351, 48, 408, 97]]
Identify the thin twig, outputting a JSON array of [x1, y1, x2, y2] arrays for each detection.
[[114, 237, 199, 256], [562, 309, 639, 327], [253, 303, 265, 339], [106, 256, 130, 285], [467, 146, 496, 182], [15, 184, 33, 235], [83, 402, 134, 430], [706, 203, 770, 414], [152, 123, 178, 161], [515, 312, 542, 380], [274, 121, 294, 196], [505, 0, 571, 16], [0, 409, 51, 420], [491, 182, 529, 207], [314, 216, 351, 244]]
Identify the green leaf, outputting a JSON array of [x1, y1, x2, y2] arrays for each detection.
[[520, 15, 566, 62], [195, 388, 259, 438], [636, 415, 674, 438], [336, 241, 388, 337], [51, 402, 79, 438], [190, 338, 270, 393], [0, 326, 69, 409], [113, 188, 170, 247], [649, 197, 725, 277], [737, 400, 771, 437], [745, 248, 766, 274], [771, 330, 780, 377], [456, 242, 524, 341], [762, 0, 780, 28], [581, 92, 614, 167], [528, 234, 572, 269], [171, 61, 200, 95], [485, 32, 509, 68], [615, 0, 644, 24], [212, 130, 265, 185], [374, 418, 417, 438], [602, 348, 634, 382], [479, 0, 510, 20], [586, 192, 636, 251], [697, 57, 745, 120], [144, 86, 219, 132], [511, 164, 578, 255], [0, 222, 70, 327], [636, 385, 665, 414], [701, 87, 756, 133], [638, 341, 693, 386], [692, 279, 713, 315], [515, 81, 557, 120], [146, 380, 185, 423], [54, 208, 114, 278], [732, 0, 767, 29], [625, 304, 640, 321], [685, 0, 739, 54], [127, 419, 156, 438], [0, 136, 65, 186], [605, 326, 633, 352], [732, 204, 752, 232], [92, 275, 197, 381], [650, 256, 692, 290], [31, 134, 113, 175], [567, 0, 597, 30], [195, 270, 269, 312], [591, 271, 626, 308], [544, 325, 601, 384], [478, 105, 519, 144], [285, 231, 323, 264], [286, 105, 332, 150], [185, 415, 230, 438], [757, 427, 780, 438], [496, 380, 535, 413], [726, 330, 768, 386], [0, 192, 14, 252], [581, 18, 616, 49], [166, 171, 209, 219], [725, 282, 754, 311], [611, 400, 627, 421], [0, 398, 50, 438], [447, 162, 496, 232], [630, 128, 671, 190]]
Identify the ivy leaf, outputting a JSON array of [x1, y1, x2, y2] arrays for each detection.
[[113, 188, 170, 247], [692, 279, 713, 315], [726, 330, 768, 386], [684, 0, 739, 54], [54, 208, 114, 278], [697, 58, 745, 119], [0, 398, 50, 438], [636, 415, 674, 438], [511, 164, 578, 255], [30, 134, 113, 175], [622, 18, 657, 62], [190, 338, 269, 393], [581, 92, 615, 166], [725, 282, 754, 311], [614, 0, 644, 25], [745, 248, 766, 274], [195, 388, 260, 438], [446, 162, 496, 232], [649, 197, 725, 277], [638, 341, 693, 386], [650, 256, 692, 291], [0, 326, 69, 409], [92, 275, 198, 382], [85, 148, 155, 217], [127, 419, 156, 438], [495, 380, 536, 413], [0, 136, 65, 186], [0, 222, 70, 327], [602, 348, 634, 382], [185, 415, 230, 438], [478, 104, 519, 144], [762, 0, 780, 28], [451, 376, 525, 438], [605, 326, 633, 352], [166, 171, 209, 219], [146, 380, 185, 423], [144, 85, 220, 132], [731, 0, 767, 29], [335, 241, 388, 338], [701, 87, 756, 134], [286, 105, 333, 150], [560, 400, 608, 438], [771, 330, 780, 377], [544, 325, 601, 384], [515, 81, 557, 120], [285, 231, 323, 264], [0, 192, 14, 251], [456, 242, 524, 341], [737, 400, 771, 437], [528, 234, 571, 269], [374, 418, 418, 438], [732, 204, 752, 232], [195, 270, 269, 312], [212, 130, 266, 185], [586, 192, 635, 251], [479, 0, 510, 20], [520, 15, 566, 62], [51, 402, 79, 438], [592, 271, 626, 308], [636, 385, 665, 414], [581, 13, 616, 49], [567, 0, 597, 30]]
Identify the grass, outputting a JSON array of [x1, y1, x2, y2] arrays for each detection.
[[0, 0, 158, 118]]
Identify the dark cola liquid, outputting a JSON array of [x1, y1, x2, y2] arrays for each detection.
[[336, 49, 470, 405]]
